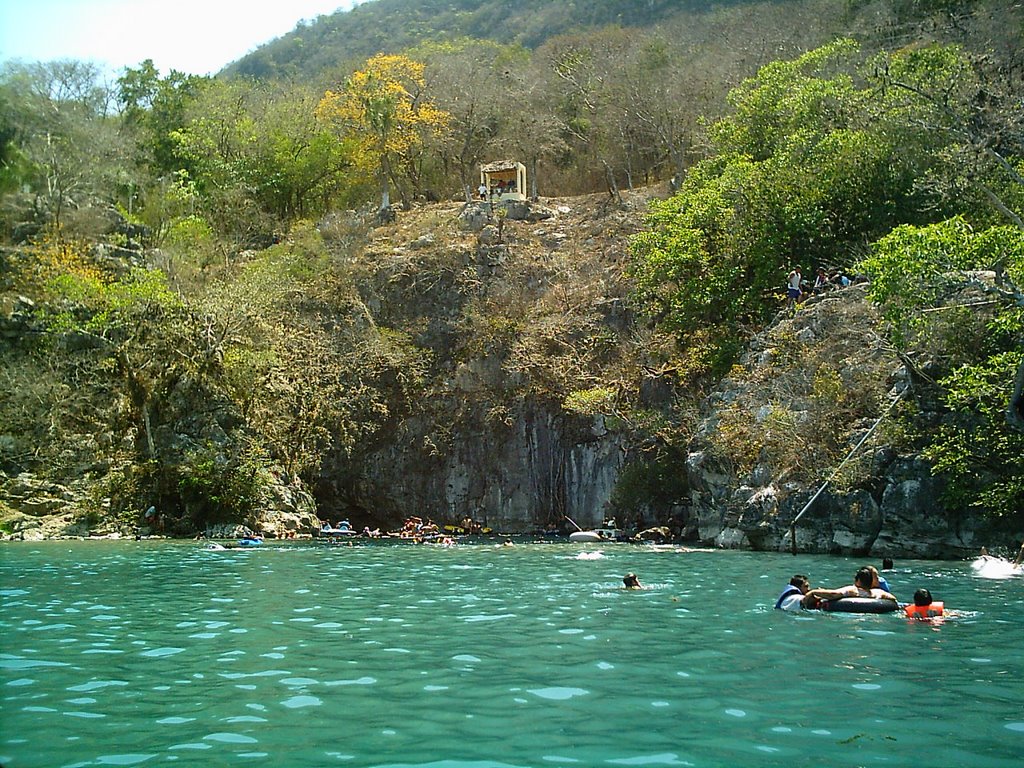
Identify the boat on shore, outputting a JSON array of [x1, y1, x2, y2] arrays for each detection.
[[566, 517, 633, 542], [317, 519, 358, 538], [568, 527, 632, 542]]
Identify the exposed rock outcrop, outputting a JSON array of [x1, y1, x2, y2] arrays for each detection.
[[684, 286, 980, 558], [0, 468, 319, 540], [339, 407, 623, 532]]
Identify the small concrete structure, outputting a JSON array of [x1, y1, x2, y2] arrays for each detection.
[[480, 160, 527, 202]]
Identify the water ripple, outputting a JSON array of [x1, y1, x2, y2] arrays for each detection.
[[281, 695, 322, 708], [204, 732, 259, 744], [527, 687, 589, 700]]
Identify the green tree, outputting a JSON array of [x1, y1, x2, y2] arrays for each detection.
[[867, 43, 1024, 232], [629, 39, 972, 382], [861, 220, 1024, 522], [117, 61, 209, 176], [173, 79, 360, 232]]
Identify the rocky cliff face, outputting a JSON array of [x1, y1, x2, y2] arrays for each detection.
[[1, 192, 998, 553], [346, 406, 624, 532], [313, 193, 652, 532], [683, 285, 981, 558]]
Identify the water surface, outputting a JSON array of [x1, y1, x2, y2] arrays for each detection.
[[1, 541, 1021, 767]]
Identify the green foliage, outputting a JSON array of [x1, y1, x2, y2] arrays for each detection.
[[47, 266, 183, 338], [166, 214, 216, 253], [862, 220, 1024, 339], [924, 350, 1024, 520], [631, 43, 881, 370], [709, 39, 862, 160], [171, 79, 362, 236], [563, 387, 617, 417], [631, 35, 1014, 383], [860, 217, 985, 344], [177, 442, 266, 527], [861, 219, 1024, 522], [117, 61, 210, 175], [609, 449, 689, 514]]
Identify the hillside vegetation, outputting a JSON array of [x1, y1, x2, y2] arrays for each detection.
[[226, 0, 772, 81], [0, 0, 1022, 548]]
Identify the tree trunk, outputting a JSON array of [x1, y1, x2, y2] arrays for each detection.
[[602, 160, 623, 205], [142, 403, 156, 460], [376, 157, 394, 225]]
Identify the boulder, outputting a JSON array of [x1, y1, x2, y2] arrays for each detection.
[[458, 204, 490, 232]]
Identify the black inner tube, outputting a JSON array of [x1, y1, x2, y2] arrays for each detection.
[[821, 597, 899, 614]]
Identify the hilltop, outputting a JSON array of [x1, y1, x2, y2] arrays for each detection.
[[226, 0, 742, 80]]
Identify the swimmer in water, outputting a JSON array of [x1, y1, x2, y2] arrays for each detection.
[[623, 573, 643, 589], [804, 567, 899, 603], [904, 588, 944, 619]]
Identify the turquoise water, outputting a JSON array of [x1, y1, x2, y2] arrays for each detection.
[[1, 541, 1022, 768]]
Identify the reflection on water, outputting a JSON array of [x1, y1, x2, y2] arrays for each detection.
[[1, 541, 1022, 767]]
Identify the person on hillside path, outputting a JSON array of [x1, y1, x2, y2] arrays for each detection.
[[787, 265, 802, 312], [813, 267, 829, 294]]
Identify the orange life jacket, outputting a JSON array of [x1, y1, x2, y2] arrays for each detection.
[[904, 601, 944, 619]]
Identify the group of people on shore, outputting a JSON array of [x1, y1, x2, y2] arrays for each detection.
[[775, 564, 946, 619]]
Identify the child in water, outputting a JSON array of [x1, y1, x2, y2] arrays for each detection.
[[904, 588, 944, 619]]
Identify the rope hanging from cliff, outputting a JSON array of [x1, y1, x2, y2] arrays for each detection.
[[788, 387, 908, 555]]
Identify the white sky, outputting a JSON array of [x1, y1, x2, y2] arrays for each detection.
[[0, 0, 366, 77]]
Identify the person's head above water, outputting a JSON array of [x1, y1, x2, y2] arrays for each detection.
[[855, 567, 876, 590], [866, 565, 884, 587], [623, 573, 641, 588], [789, 574, 810, 592], [913, 588, 933, 607]]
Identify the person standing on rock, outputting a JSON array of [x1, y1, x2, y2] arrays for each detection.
[[787, 265, 802, 312]]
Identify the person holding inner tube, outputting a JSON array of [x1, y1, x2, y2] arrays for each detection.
[[775, 574, 816, 611], [868, 564, 891, 593], [805, 566, 899, 605]]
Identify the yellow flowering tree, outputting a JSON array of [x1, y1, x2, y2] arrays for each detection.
[[317, 54, 449, 223]]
